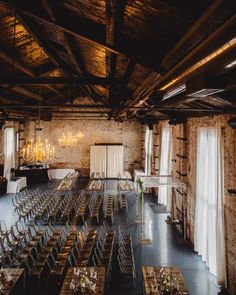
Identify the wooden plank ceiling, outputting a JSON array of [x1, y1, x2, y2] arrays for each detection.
[[0, 0, 235, 122]]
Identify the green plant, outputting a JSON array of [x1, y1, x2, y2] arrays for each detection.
[[136, 177, 144, 193]]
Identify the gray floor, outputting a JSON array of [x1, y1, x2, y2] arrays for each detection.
[[0, 179, 226, 295]]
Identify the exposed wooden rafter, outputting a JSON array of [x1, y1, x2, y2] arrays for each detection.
[[0, 0, 235, 120], [0, 77, 120, 85], [0, 47, 60, 95], [117, 2, 236, 117], [15, 11, 77, 78], [105, 0, 117, 107], [7, 0, 165, 72]]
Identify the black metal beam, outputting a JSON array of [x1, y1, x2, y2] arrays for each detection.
[[0, 104, 110, 109], [1, 104, 235, 113], [0, 77, 120, 85], [7, 0, 165, 72]]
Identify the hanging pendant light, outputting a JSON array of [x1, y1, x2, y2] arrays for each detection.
[[58, 132, 78, 147], [22, 136, 55, 163], [22, 88, 56, 164]]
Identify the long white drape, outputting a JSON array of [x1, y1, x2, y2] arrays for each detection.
[[145, 126, 153, 175], [90, 145, 124, 178], [90, 146, 107, 177], [107, 145, 124, 178], [194, 128, 226, 284], [158, 127, 172, 211], [4, 127, 15, 180]]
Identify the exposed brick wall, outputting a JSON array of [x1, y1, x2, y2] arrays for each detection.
[[155, 115, 236, 293], [0, 129, 3, 165], [24, 119, 143, 173]]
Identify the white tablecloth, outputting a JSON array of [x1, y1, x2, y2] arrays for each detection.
[[133, 169, 145, 181], [48, 169, 75, 180], [7, 177, 27, 193]]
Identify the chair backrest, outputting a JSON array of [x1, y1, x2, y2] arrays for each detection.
[[46, 254, 54, 271], [92, 255, 97, 267], [117, 254, 125, 272], [0, 220, 8, 233], [68, 253, 77, 266]]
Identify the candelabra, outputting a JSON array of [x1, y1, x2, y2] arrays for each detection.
[[22, 136, 55, 164]]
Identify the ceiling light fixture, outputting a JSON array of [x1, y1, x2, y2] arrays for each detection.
[[58, 131, 84, 147], [22, 105, 55, 164], [160, 37, 236, 91], [162, 84, 186, 100], [225, 60, 236, 69]]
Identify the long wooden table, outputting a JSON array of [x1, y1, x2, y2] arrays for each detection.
[[0, 268, 24, 295], [142, 266, 189, 295], [60, 267, 105, 295]]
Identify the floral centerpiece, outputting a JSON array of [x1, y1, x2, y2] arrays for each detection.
[[0, 268, 12, 289], [148, 268, 180, 295], [70, 268, 97, 294]]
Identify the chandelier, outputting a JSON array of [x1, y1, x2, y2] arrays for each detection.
[[22, 136, 55, 163], [58, 132, 77, 147], [22, 101, 55, 163], [58, 132, 84, 147]]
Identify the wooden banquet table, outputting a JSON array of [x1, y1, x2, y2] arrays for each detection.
[[0, 268, 24, 295], [60, 267, 105, 295], [142, 266, 189, 295]]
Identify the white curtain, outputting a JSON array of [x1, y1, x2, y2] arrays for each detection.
[[194, 128, 226, 284], [107, 145, 124, 178], [90, 146, 107, 177], [145, 126, 153, 175], [158, 127, 172, 211], [4, 127, 15, 180]]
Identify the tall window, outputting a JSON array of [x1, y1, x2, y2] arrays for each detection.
[[4, 127, 15, 180], [144, 126, 153, 175], [194, 128, 226, 284], [158, 127, 172, 210]]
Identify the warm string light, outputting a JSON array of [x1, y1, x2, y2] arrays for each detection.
[[58, 132, 84, 147], [22, 135, 55, 163]]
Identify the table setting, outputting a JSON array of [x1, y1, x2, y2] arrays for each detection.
[[70, 268, 97, 294], [143, 266, 189, 295]]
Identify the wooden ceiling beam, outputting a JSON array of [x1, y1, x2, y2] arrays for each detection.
[[112, 59, 136, 113], [52, 110, 108, 114], [1, 103, 232, 113], [43, 85, 106, 106], [161, 0, 235, 70], [7, 1, 164, 72], [15, 11, 77, 79], [0, 47, 34, 77], [0, 96, 25, 105], [106, 0, 118, 106], [61, 34, 110, 103], [0, 90, 34, 106], [184, 101, 214, 110], [59, 33, 109, 104], [207, 94, 235, 106], [0, 85, 43, 102], [10, 86, 43, 101], [63, 33, 85, 75], [0, 41, 60, 96], [118, 10, 236, 117], [41, 0, 55, 21], [106, 0, 131, 110], [0, 77, 120, 85], [0, 104, 110, 109], [34, 62, 57, 76], [39, 0, 109, 105], [3, 108, 37, 117]]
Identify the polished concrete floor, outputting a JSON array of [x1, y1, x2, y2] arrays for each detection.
[[0, 179, 227, 295]]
